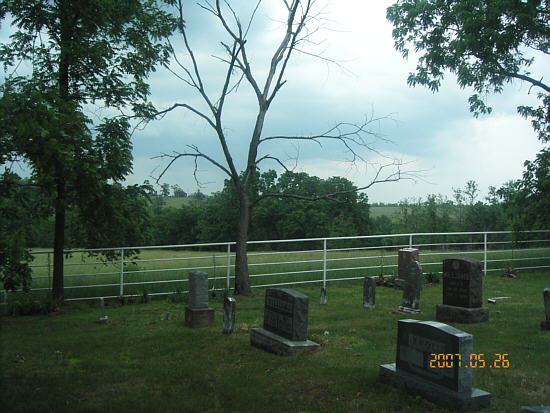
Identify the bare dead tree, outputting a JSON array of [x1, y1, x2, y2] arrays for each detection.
[[154, 0, 419, 294]]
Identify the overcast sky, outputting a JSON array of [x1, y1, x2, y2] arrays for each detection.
[[3, 1, 547, 203]]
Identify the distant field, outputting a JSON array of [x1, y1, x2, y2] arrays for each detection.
[[162, 197, 194, 208], [369, 205, 400, 218]]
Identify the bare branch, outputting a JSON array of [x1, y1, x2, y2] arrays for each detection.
[[152, 145, 233, 183], [252, 159, 423, 206]]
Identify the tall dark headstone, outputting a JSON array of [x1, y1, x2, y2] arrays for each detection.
[[379, 319, 491, 411], [541, 287, 550, 330], [320, 287, 327, 305], [399, 261, 422, 313], [184, 271, 215, 328], [363, 277, 376, 309], [436, 258, 489, 323], [222, 297, 236, 334], [396, 248, 419, 290], [251, 288, 320, 355]]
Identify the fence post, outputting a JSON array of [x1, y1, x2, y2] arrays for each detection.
[[47, 252, 51, 290], [119, 248, 124, 296], [484, 232, 488, 276], [323, 239, 327, 289], [226, 243, 231, 291]]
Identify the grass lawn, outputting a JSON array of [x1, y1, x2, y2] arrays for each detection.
[[2, 271, 550, 412]]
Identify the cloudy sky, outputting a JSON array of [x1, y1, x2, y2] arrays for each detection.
[[3, 1, 547, 203]]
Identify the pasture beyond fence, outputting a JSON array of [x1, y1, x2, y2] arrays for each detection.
[[5, 230, 550, 303]]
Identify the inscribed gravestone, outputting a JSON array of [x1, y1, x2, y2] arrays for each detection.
[[363, 277, 375, 309], [379, 319, 491, 411], [222, 296, 236, 334], [251, 288, 320, 355], [184, 271, 214, 328], [188, 271, 209, 308], [396, 248, 419, 289], [399, 261, 422, 313], [436, 258, 489, 323], [541, 287, 550, 330]]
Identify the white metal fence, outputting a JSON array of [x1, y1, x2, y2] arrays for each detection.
[[5, 230, 550, 303]]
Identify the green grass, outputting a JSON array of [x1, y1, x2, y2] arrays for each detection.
[[2, 272, 550, 412]]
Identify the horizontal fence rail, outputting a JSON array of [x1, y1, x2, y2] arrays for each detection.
[[3, 230, 550, 303]]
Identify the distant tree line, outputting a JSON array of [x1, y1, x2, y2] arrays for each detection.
[[6, 171, 548, 254]]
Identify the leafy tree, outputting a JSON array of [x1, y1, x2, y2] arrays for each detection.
[[161, 183, 172, 197], [387, 0, 549, 142], [0, 1, 176, 302]]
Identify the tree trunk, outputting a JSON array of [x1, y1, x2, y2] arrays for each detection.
[[234, 190, 252, 295], [52, 181, 66, 303], [52, 1, 70, 304]]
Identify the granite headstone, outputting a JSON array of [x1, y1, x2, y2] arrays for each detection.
[[320, 287, 327, 305], [436, 258, 489, 323], [396, 248, 419, 289], [363, 277, 376, 309], [399, 261, 422, 313], [184, 271, 215, 328], [99, 297, 108, 324], [379, 319, 491, 411], [541, 287, 550, 330], [251, 288, 320, 355], [222, 296, 236, 334]]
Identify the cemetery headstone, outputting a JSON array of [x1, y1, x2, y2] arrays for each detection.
[[250, 288, 320, 355], [396, 248, 419, 289], [521, 407, 550, 413], [398, 261, 422, 313], [363, 277, 376, 309], [320, 287, 327, 305], [99, 297, 108, 324], [184, 271, 215, 328], [222, 296, 236, 334], [379, 319, 491, 411], [541, 287, 550, 330], [436, 258, 489, 323]]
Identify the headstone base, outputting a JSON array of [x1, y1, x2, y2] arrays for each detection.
[[98, 316, 109, 324], [436, 304, 489, 323], [398, 306, 421, 314], [521, 406, 550, 413], [250, 328, 320, 356], [184, 306, 214, 328], [379, 363, 491, 411], [541, 320, 550, 330]]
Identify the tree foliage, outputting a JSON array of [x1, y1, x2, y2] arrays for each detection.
[[0, 0, 176, 298], [387, 0, 550, 142]]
